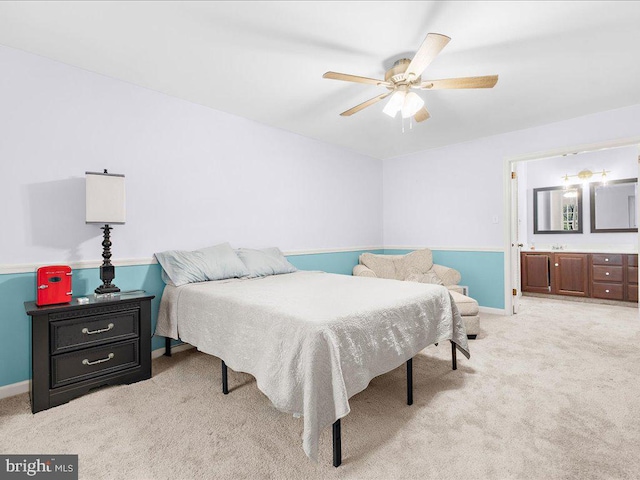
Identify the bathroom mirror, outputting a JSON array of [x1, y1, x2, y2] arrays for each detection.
[[533, 185, 583, 234], [589, 178, 638, 233]]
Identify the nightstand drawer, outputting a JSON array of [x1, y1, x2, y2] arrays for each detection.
[[592, 283, 624, 300], [51, 310, 139, 354], [628, 266, 638, 285], [51, 340, 139, 388], [592, 254, 622, 266], [592, 265, 623, 283]]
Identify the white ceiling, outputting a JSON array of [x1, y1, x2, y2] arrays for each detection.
[[1, 1, 640, 160]]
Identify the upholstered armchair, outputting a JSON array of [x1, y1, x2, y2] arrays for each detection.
[[353, 250, 465, 294], [353, 249, 480, 339]]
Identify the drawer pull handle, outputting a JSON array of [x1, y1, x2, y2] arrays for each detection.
[[82, 353, 114, 366], [605, 272, 610, 276], [82, 323, 114, 335], [605, 289, 610, 293], [605, 258, 609, 262]]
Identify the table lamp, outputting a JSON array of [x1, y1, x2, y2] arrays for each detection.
[[86, 170, 126, 294]]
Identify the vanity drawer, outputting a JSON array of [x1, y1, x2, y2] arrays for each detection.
[[628, 285, 638, 302], [592, 283, 624, 300], [51, 340, 139, 388], [592, 265, 623, 283], [591, 254, 622, 266], [51, 310, 139, 354], [628, 266, 638, 285]]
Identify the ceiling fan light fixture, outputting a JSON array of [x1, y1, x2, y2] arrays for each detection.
[[323, 32, 498, 124], [383, 91, 406, 117], [401, 92, 425, 118]]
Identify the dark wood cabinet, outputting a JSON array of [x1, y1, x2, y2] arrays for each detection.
[[592, 254, 624, 300], [25, 292, 154, 413], [627, 255, 638, 302], [521, 252, 637, 302], [521, 252, 552, 293], [552, 253, 590, 297]]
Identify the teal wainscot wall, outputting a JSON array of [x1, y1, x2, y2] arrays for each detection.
[[0, 248, 503, 390], [0, 249, 382, 389]]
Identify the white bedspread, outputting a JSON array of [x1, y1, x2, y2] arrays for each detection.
[[155, 271, 469, 460]]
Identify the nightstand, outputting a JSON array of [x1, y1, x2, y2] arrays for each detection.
[[24, 292, 154, 413]]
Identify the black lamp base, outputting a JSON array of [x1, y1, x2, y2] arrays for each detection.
[[95, 286, 121, 294], [95, 225, 121, 294]]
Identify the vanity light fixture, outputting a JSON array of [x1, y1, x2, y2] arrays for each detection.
[[562, 169, 610, 185]]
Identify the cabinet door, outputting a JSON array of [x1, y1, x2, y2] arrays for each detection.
[[552, 253, 590, 297], [521, 253, 551, 293]]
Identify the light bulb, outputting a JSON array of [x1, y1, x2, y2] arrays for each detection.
[[383, 91, 406, 118]]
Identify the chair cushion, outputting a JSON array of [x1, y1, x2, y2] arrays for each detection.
[[449, 291, 480, 316], [405, 270, 444, 285], [432, 264, 461, 286], [359, 253, 397, 279]]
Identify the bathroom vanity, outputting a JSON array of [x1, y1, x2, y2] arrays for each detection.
[[521, 251, 638, 302]]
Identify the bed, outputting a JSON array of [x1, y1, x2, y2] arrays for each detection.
[[155, 270, 470, 465]]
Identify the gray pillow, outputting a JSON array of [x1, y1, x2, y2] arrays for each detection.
[[236, 247, 297, 278], [155, 243, 249, 286]]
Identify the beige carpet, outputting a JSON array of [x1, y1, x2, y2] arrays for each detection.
[[1, 297, 639, 479]]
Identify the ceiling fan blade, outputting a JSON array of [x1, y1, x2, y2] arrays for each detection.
[[403, 33, 451, 81], [413, 106, 431, 122], [323, 71, 391, 87], [419, 75, 499, 90], [340, 92, 391, 116]]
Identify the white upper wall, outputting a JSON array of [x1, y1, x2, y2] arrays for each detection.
[[383, 104, 640, 248], [522, 146, 637, 247], [0, 46, 383, 266]]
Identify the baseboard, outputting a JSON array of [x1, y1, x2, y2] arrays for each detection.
[[0, 380, 29, 400], [151, 342, 194, 359], [479, 306, 507, 315]]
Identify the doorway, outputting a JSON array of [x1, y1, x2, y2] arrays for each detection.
[[503, 137, 640, 315]]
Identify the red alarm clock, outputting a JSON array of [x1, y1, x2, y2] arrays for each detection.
[[36, 265, 73, 306]]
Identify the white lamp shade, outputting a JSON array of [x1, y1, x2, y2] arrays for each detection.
[[401, 92, 425, 118], [383, 91, 406, 118], [86, 172, 126, 224]]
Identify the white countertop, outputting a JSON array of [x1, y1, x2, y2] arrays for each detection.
[[522, 244, 637, 254]]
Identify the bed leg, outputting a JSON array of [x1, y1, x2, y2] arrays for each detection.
[[332, 419, 342, 467], [406, 358, 413, 406], [451, 341, 457, 370], [221, 360, 229, 395], [164, 337, 172, 357]]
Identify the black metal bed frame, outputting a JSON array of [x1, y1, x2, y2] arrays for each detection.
[[164, 337, 458, 467]]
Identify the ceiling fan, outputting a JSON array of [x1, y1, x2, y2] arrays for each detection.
[[323, 33, 498, 123]]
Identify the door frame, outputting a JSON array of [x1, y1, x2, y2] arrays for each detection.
[[502, 136, 640, 315]]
